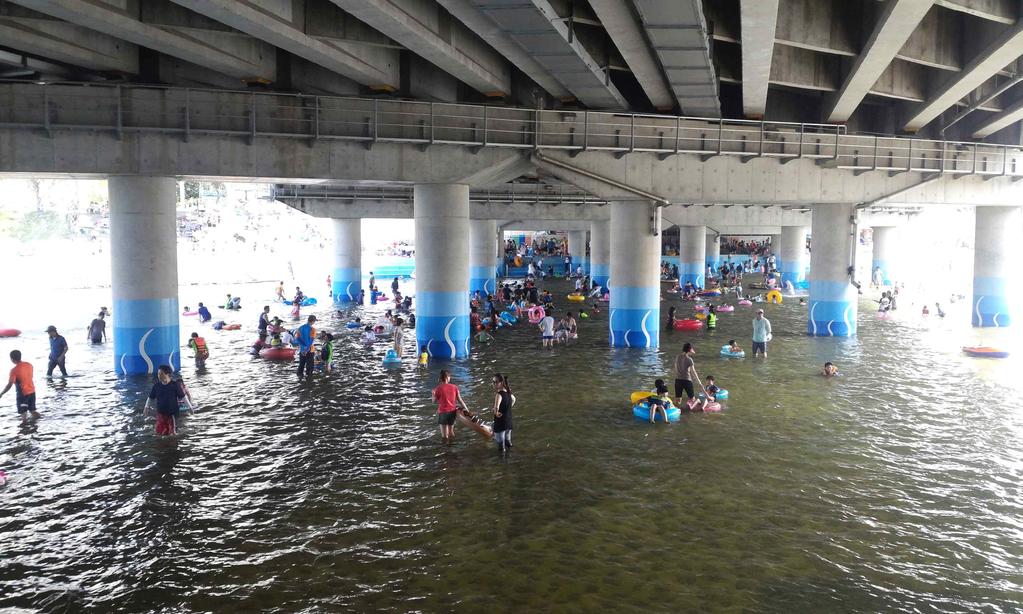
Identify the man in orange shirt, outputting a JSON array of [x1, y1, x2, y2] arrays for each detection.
[[0, 350, 40, 422]]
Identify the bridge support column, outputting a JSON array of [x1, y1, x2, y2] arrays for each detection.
[[871, 226, 897, 286], [972, 206, 1020, 327], [568, 230, 587, 274], [779, 225, 808, 288], [609, 202, 659, 348], [470, 219, 497, 297], [807, 204, 857, 337], [415, 184, 470, 358], [705, 233, 720, 272], [679, 226, 706, 287], [590, 220, 610, 290], [109, 176, 179, 375], [332, 219, 361, 304]]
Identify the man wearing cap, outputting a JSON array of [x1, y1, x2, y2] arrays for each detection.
[[295, 315, 317, 378], [752, 309, 772, 358], [45, 325, 69, 377]]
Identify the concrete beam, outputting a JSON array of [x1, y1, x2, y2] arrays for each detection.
[[0, 10, 137, 73], [897, 5, 961, 71], [663, 205, 809, 228], [739, 0, 779, 119], [826, 0, 934, 122], [588, 0, 673, 110], [903, 21, 1023, 131], [169, 0, 399, 89], [281, 197, 609, 221], [533, 149, 1023, 207], [775, 0, 857, 57], [465, 0, 627, 109], [328, 0, 511, 96], [436, 0, 570, 99], [971, 95, 1023, 137], [10, 0, 271, 81], [935, 0, 1017, 24]]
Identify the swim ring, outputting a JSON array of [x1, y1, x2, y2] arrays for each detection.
[[514, 256, 523, 267], [700, 290, 721, 297], [527, 306, 546, 324], [566, 293, 585, 302], [738, 300, 753, 306], [182, 310, 198, 316], [702, 389, 730, 401], [766, 290, 783, 304], [694, 313, 707, 320], [259, 347, 295, 360], [373, 325, 385, 334], [282, 297, 318, 306], [382, 349, 402, 366], [720, 345, 745, 358], [599, 294, 610, 302], [688, 398, 722, 412], [498, 312, 517, 324], [346, 322, 361, 329], [673, 319, 703, 331], [962, 346, 1009, 359], [694, 304, 708, 312], [0, 329, 21, 338], [632, 400, 681, 423], [222, 324, 241, 331], [716, 304, 734, 312]]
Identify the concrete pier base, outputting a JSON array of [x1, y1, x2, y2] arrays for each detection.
[[808, 205, 857, 337], [972, 206, 1020, 327], [415, 184, 470, 358], [609, 202, 660, 348], [779, 225, 808, 288], [679, 226, 706, 287], [332, 218, 361, 304], [470, 219, 497, 297], [109, 176, 180, 375]]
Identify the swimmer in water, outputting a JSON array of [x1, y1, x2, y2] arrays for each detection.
[[705, 376, 721, 402], [645, 379, 671, 423], [727, 339, 742, 354], [821, 362, 839, 377]]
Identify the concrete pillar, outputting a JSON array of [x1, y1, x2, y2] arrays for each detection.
[[414, 184, 470, 358], [973, 206, 1020, 327], [568, 230, 587, 274], [705, 233, 720, 272], [871, 226, 897, 286], [808, 204, 858, 336], [590, 220, 610, 289], [779, 225, 809, 287], [770, 234, 781, 255], [109, 176, 179, 375], [679, 226, 706, 287], [332, 218, 361, 303], [470, 219, 497, 296], [609, 202, 660, 348]]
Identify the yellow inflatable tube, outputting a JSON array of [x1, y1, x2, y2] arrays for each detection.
[[766, 290, 783, 304], [567, 293, 585, 302], [630, 390, 653, 405]]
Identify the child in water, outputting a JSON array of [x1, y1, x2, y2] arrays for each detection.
[[362, 326, 376, 344], [727, 339, 743, 354], [320, 333, 334, 374], [705, 376, 721, 401], [646, 379, 672, 423], [418, 345, 429, 367], [821, 362, 839, 377]]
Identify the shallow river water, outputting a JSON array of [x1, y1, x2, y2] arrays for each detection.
[[1, 278, 1021, 613]]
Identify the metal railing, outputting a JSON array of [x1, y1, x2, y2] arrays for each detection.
[[2, 80, 1023, 178], [272, 183, 608, 206]]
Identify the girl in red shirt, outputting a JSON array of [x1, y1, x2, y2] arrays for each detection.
[[432, 370, 468, 443]]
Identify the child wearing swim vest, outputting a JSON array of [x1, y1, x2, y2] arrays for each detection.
[[705, 376, 721, 402], [188, 332, 209, 368], [646, 379, 671, 423]]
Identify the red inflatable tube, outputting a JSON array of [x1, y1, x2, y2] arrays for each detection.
[[673, 319, 703, 331], [0, 329, 21, 338], [259, 347, 296, 360]]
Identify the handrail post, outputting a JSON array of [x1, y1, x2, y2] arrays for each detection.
[[1002, 145, 1008, 175], [972, 144, 978, 174], [833, 126, 840, 162], [759, 121, 765, 156], [314, 96, 320, 139], [250, 92, 256, 142], [872, 136, 878, 170], [429, 102, 435, 145], [373, 98, 379, 143], [717, 118, 723, 155], [906, 139, 912, 172], [583, 111, 589, 152], [482, 105, 488, 147], [43, 88, 51, 137], [674, 116, 680, 154], [629, 113, 635, 152], [797, 123, 804, 158]]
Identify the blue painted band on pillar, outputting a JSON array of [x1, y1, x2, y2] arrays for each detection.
[[779, 259, 807, 287], [706, 259, 720, 271], [416, 291, 470, 359], [591, 263, 609, 288], [679, 262, 704, 287], [807, 281, 857, 337], [113, 298, 180, 375], [872, 259, 892, 285], [609, 286, 660, 348], [973, 276, 1011, 327], [469, 265, 497, 296], [332, 267, 361, 303]]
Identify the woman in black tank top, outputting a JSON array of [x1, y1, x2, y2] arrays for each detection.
[[491, 373, 514, 452]]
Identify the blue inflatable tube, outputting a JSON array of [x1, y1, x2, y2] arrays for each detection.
[[345, 322, 361, 329], [282, 297, 318, 307], [720, 345, 746, 358], [498, 311, 517, 324], [632, 400, 681, 422], [382, 349, 402, 366]]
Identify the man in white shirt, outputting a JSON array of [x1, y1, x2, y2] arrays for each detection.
[[752, 309, 772, 358], [539, 314, 555, 348]]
